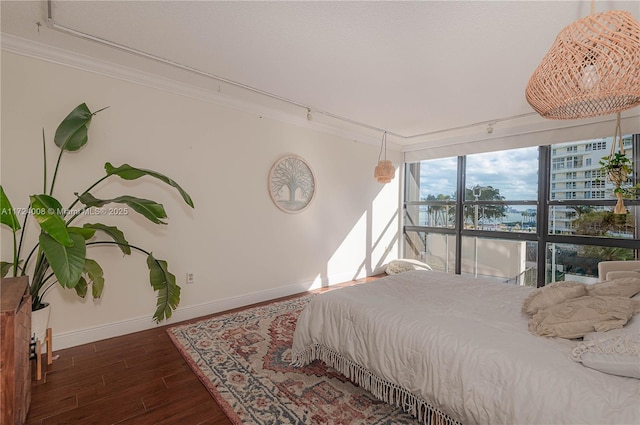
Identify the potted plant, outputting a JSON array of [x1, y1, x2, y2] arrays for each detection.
[[599, 151, 639, 214], [1, 103, 194, 334]]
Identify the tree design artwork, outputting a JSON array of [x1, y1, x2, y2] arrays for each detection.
[[270, 156, 315, 212]]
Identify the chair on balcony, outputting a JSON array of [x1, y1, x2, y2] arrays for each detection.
[[597, 260, 640, 281]]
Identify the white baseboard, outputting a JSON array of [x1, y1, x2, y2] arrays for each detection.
[[53, 269, 379, 350]]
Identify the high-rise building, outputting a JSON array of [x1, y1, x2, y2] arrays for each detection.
[[549, 135, 633, 234]]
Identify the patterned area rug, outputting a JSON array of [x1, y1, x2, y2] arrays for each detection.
[[167, 293, 420, 425]]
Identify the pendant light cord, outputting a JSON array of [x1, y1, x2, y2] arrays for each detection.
[[378, 131, 387, 162]]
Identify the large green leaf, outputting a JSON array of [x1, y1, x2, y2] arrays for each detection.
[[75, 192, 108, 208], [105, 163, 194, 208], [74, 277, 88, 298], [83, 258, 105, 299], [82, 223, 131, 254], [0, 186, 21, 231], [77, 193, 168, 224], [0, 260, 22, 278], [30, 194, 73, 246], [147, 254, 180, 323], [54, 103, 93, 152], [1, 261, 12, 278], [68, 226, 96, 240], [40, 232, 86, 288]]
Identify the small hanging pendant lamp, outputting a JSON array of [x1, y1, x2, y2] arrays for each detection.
[[374, 131, 395, 183], [526, 8, 640, 120]]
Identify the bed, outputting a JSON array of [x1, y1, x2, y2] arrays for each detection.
[[291, 270, 640, 425]]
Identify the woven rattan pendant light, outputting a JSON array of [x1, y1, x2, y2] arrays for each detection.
[[374, 131, 395, 183], [526, 7, 640, 120]]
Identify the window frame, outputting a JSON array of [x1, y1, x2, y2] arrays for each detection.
[[402, 135, 640, 286]]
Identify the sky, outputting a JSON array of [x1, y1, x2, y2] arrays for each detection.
[[419, 146, 539, 201]]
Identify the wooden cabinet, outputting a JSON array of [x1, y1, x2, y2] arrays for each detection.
[[1, 276, 31, 425]]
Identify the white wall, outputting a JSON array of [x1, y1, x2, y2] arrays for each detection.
[[0, 51, 401, 348]]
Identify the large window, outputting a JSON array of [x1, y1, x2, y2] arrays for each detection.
[[546, 243, 636, 283], [403, 134, 639, 286], [404, 156, 457, 230], [464, 147, 538, 231]]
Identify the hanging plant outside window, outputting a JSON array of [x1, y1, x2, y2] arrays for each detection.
[[599, 147, 639, 214], [597, 113, 640, 214]]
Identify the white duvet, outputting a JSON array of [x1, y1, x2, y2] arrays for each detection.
[[291, 270, 640, 425]]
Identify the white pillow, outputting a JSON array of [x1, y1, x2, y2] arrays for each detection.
[[385, 259, 432, 275], [570, 331, 640, 379]]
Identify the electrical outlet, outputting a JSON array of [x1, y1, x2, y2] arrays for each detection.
[[186, 272, 195, 284]]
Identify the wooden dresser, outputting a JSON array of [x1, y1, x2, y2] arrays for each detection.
[[1, 276, 31, 425]]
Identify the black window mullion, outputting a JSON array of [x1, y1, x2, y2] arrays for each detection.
[[537, 146, 551, 287], [634, 134, 640, 248], [455, 156, 466, 274]]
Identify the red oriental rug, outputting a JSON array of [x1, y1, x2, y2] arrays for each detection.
[[167, 293, 420, 424]]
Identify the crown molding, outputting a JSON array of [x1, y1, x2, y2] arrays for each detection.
[[2, 33, 390, 148], [7, 33, 636, 155], [403, 110, 640, 153]]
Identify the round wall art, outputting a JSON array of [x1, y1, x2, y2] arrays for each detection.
[[268, 154, 316, 213]]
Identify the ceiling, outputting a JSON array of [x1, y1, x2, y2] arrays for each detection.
[[2, 1, 640, 150]]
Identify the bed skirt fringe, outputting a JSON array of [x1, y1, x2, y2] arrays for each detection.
[[291, 344, 461, 425]]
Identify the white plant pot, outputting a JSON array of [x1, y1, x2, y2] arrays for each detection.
[[32, 303, 51, 343]]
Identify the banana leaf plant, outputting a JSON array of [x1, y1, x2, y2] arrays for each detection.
[[0, 103, 194, 322]]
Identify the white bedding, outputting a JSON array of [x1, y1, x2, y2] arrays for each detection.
[[291, 270, 640, 425]]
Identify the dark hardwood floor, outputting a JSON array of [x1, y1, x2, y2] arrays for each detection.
[[26, 319, 231, 425], [26, 276, 382, 425]]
